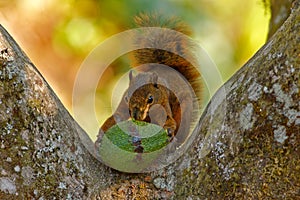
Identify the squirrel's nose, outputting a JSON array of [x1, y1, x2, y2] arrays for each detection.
[[131, 107, 148, 121]]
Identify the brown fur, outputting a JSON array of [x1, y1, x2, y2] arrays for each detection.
[[97, 14, 201, 144]]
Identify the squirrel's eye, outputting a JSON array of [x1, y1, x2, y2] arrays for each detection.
[[147, 95, 154, 104]]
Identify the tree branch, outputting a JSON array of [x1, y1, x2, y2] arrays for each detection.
[[0, 2, 299, 199]]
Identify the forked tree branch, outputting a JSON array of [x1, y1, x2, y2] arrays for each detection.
[[0, 2, 299, 199]]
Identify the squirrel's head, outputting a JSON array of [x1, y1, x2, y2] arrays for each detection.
[[125, 71, 169, 121]]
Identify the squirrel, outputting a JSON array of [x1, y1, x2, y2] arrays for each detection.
[[97, 14, 201, 145]]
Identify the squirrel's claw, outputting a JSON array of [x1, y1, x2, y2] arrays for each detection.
[[166, 127, 176, 142], [164, 117, 176, 138], [167, 128, 174, 136]]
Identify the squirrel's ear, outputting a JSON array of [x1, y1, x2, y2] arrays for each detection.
[[129, 70, 134, 81], [124, 95, 129, 103], [151, 72, 158, 87]]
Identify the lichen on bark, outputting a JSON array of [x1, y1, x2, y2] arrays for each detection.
[[174, 2, 300, 198], [0, 27, 92, 199]]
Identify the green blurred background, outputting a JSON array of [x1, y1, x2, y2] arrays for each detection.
[[0, 0, 269, 139]]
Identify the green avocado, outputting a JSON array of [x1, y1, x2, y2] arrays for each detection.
[[97, 120, 169, 173]]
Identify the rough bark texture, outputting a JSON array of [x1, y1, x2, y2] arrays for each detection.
[[0, 2, 299, 200]]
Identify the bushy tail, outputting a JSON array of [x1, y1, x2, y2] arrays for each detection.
[[131, 13, 201, 102]]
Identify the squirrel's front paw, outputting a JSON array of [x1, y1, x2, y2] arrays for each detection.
[[166, 128, 175, 142], [166, 127, 175, 137], [164, 120, 176, 141], [164, 125, 176, 142]]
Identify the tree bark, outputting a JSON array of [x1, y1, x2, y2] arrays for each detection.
[[0, 2, 299, 200]]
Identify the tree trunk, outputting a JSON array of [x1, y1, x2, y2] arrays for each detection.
[[0, 2, 299, 200]]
